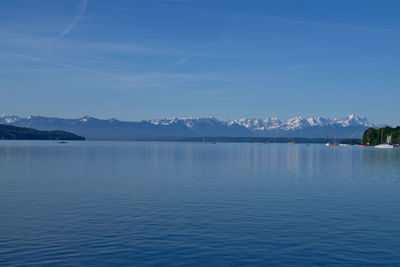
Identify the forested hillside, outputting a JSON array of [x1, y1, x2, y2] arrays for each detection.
[[0, 124, 85, 140], [362, 127, 400, 145]]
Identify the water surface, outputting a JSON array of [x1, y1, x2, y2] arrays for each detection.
[[1, 141, 400, 266]]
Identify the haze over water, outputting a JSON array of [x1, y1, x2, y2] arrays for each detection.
[[1, 141, 400, 265]]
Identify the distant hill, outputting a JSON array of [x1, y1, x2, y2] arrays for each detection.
[[0, 113, 378, 140], [362, 126, 400, 145], [0, 124, 85, 140]]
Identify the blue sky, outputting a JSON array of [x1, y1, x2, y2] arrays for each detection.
[[1, 0, 400, 124]]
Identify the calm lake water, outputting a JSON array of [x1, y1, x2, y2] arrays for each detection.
[[1, 141, 400, 266]]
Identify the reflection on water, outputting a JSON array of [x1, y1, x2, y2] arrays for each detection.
[[0, 141, 400, 265]]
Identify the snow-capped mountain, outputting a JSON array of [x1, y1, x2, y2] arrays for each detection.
[[227, 114, 373, 131], [0, 113, 20, 124], [0, 114, 376, 140], [227, 117, 283, 130], [146, 115, 373, 131]]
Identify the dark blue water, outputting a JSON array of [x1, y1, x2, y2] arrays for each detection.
[[1, 141, 400, 266]]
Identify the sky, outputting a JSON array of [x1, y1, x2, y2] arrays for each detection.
[[0, 0, 400, 125]]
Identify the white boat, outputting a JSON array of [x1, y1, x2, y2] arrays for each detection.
[[375, 144, 394, 149], [375, 134, 393, 149]]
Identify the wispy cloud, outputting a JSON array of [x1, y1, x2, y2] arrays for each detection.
[[57, 0, 89, 39], [66, 41, 243, 59], [1, 50, 115, 77], [176, 58, 188, 64], [271, 16, 396, 33], [1, 50, 233, 90], [226, 14, 397, 33]]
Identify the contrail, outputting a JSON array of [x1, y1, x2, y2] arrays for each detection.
[[2, 50, 118, 78], [58, 0, 89, 39]]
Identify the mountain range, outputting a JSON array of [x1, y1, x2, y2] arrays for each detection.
[[0, 114, 376, 140]]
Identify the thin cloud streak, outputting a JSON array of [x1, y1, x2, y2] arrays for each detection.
[[112, 6, 396, 34], [71, 42, 245, 59], [57, 0, 89, 39], [287, 65, 310, 70], [176, 58, 188, 64], [1, 50, 234, 90], [227, 14, 397, 33], [2, 50, 114, 77], [0, 30, 243, 60]]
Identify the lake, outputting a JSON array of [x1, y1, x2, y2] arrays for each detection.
[[1, 141, 400, 266]]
